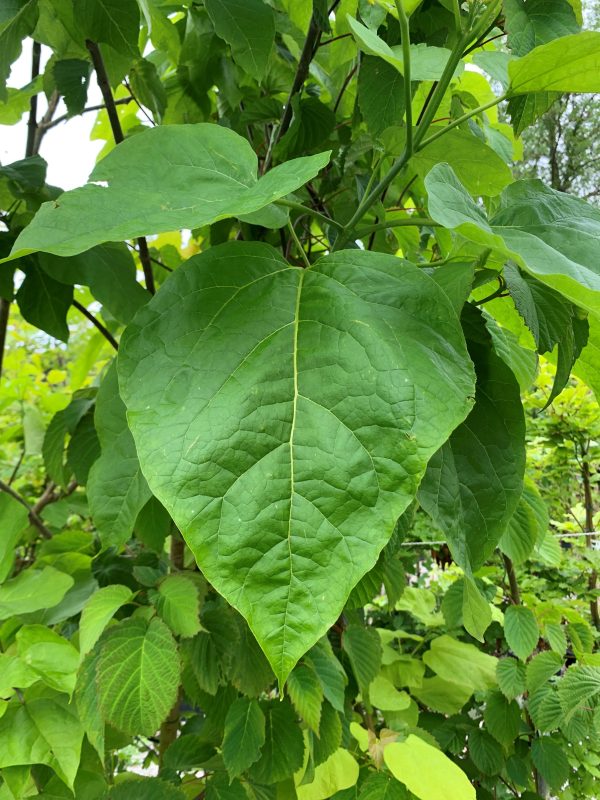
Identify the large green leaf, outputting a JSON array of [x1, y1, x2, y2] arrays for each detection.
[[0, 688, 84, 789], [154, 575, 201, 638], [5, 125, 330, 261], [222, 697, 266, 779], [16, 624, 79, 694], [79, 584, 134, 658], [531, 738, 570, 789], [504, 0, 579, 56], [296, 748, 359, 800], [0, 0, 38, 101], [15, 261, 73, 342], [422, 635, 497, 693], [87, 362, 151, 548], [418, 304, 526, 573], [204, 0, 274, 82], [118, 243, 474, 682], [509, 31, 600, 95], [96, 617, 180, 735], [384, 735, 475, 800], [500, 479, 548, 565], [425, 163, 600, 318], [0, 566, 73, 620]]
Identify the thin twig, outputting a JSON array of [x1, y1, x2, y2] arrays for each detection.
[[0, 480, 53, 540], [86, 40, 156, 294], [72, 300, 119, 350], [33, 90, 60, 154], [25, 41, 41, 158], [287, 220, 311, 269], [38, 97, 133, 132]]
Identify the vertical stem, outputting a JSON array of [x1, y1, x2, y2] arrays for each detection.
[[0, 298, 10, 386], [582, 455, 600, 629], [25, 41, 41, 158], [395, 1, 413, 159], [86, 40, 155, 294], [503, 554, 521, 606]]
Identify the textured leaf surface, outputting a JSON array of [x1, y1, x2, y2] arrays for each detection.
[[509, 31, 600, 94], [296, 748, 359, 800], [118, 243, 474, 681], [6, 125, 330, 260], [426, 164, 600, 316], [79, 584, 134, 657], [222, 697, 265, 779], [422, 635, 497, 693], [74, 0, 140, 57], [250, 699, 305, 784], [96, 617, 180, 735], [419, 305, 525, 572], [500, 479, 548, 564], [287, 664, 323, 732], [87, 362, 151, 548], [109, 777, 186, 799], [483, 691, 522, 747], [384, 735, 475, 800], [155, 575, 201, 638], [204, 0, 274, 82], [531, 738, 570, 788], [505, 606, 539, 662]]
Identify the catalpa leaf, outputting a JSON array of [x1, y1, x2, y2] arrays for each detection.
[[118, 243, 475, 683], [5, 125, 330, 261], [425, 164, 600, 318]]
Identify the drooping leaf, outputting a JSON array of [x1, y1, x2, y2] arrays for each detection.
[[0, 0, 38, 101], [496, 657, 527, 701], [357, 772, 409, 800], [526, 651, 563, 692], [425, 164, 600, 317], [75, 649, 105, 760], [311, 700, 342, 767], [249, 699, 305, 785], [531, 737, 570, 789], [222, 697, 266, 780], [287, 663, 324, 733], [15, 260, 73, 342], [504, 605, 539, 662], [118, 243, 474, 682], [162, 734, 216, 772], [16, 624, 79, 694], [369, 675, 410, 712], [500, 479, 549, 564], [483, 691, 522, 748], [53, 58, 91, 116], [73, 0, 140, 58], [418, 304, 526, 573], [529, 683, 564, 732], [6, 126, 330, 261], [411, 676, 473, 716], [305, 638, 347, 713], [204, 0, 274, 82], [342, 625, 382, 691], [87, 362, 151, 548], [0, 566, 74, 620], [384, 735, 475, 800], [154, 575, 201, 638], [358, 56, 405, 136], [38, 243, 149, 325], [468, 729, 504, 776], [96, 616, 180, 735], [79, 584, 134, 658], [504, 0, 579, 57], [462, 577, 493, 642]]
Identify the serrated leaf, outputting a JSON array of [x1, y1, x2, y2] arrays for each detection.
[[384, 735, 475, 800], [79, 584, 133, 658], [118, 243, 474, 682], [287, 664, 324, 733], [6, 126, 330, 261], [505, 605, 539, 662], [531, 737, 570, 789], [222, 697, 266, 779], [496, 657, 527, 700], [484, 691, 522, 748], [342, 625, 382, 690], [545, 623, 567, 656], [155, 575, 201, 638], [462, 577, 492, 642], [305, 639, 347, 713], [75, 649, 105, 760], [419, 304, 525, 573], [526, 651, 563, 692], [162, 734, 216, 772], [528, 683, 564, 731], [250, 699, 305, 785], [500, 479, 548, 564], [468, 729, 504, 775], [87, 362, 151, 548], [558, 665, 600, 718], [311, 701, 342, 767], [96, 616, 180, 735]]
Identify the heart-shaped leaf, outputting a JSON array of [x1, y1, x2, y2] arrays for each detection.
[[118, 243, 474, 682]]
